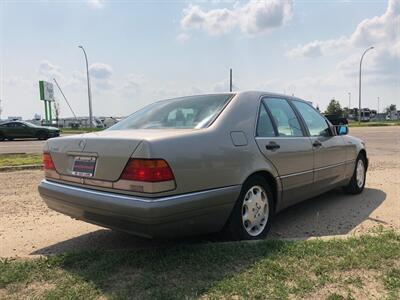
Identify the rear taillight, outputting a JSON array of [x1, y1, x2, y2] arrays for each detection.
[[43, 152, 55, 170], [120, 159, 174, 182]]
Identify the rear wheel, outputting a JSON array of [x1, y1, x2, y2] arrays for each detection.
[[224, 175, 274, 240], [343, 154, 366, 194]]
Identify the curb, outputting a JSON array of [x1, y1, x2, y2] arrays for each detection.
[[0, 164, 42, 172]]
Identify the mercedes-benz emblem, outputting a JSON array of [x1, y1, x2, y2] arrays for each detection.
[[78, 139, 86, 150]]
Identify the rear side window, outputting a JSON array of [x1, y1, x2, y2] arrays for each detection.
[[256, 103, 275, 137], [263, 98, 303, 137], [292, 101, 330, 136], [109, 94, 233, 130]]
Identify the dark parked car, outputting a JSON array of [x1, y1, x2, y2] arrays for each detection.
[[0, 121, 60, 141], [324, 114, 348, 125]]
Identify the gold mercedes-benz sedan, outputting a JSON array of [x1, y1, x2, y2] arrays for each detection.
[[38, 91, 368, 240]]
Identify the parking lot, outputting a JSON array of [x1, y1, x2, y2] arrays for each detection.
[[0, 126, 399, 257]]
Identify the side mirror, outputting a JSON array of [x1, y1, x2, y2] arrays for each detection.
[[336, 125, 348, 135]]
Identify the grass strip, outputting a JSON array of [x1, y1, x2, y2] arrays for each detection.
[[1, 230, 399, 299], [0, 153, 42, 167]]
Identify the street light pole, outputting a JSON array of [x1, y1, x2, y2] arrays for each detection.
[[348, 92, 351, 109], [348, 92, 351, 118], [358, 46, 374, 124], [78, 45, 93, 129]]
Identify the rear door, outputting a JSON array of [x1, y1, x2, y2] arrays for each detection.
[[291, 100, 346, 194], [255, 97, 314, 208]]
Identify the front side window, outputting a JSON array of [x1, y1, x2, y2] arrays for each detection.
[[292, 101, 330, 136], [263, 98, 303, 137], [109, 94, 233, 130]]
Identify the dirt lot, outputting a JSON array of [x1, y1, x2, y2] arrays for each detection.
[[0, 126, 399, 257]]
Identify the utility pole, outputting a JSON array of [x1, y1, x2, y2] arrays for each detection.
[[78, 45, 93, 129], [348, 92, 351, 109], [229, 68, 233, 92], [377, 96, 380, 115], [358, 46, 374, 124]]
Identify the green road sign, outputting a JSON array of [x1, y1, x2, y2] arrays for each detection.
[[39, 80, 55, 102], [39, 80, 54, 124]]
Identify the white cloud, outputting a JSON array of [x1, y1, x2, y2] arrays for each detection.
[[89, 63, 112, 79], [122, 74, 146, 96], [38, 60, 63, 82], [86, 0, 105, 9], [4, 76, 31, 88], [286, 0, 400, 87], [287, 38, 348, 58], [89, 63, 113, 89], [180, 0, 293, 36], [238, 0, 293, 34], [176, 32, 191, 43], [213, 78, 239, 92], [287, 0, 399, 58]]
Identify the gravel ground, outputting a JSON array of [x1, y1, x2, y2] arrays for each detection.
[[0, 127, 399, 257]]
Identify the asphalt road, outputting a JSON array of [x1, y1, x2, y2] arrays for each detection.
[[0, 134, 79, 154]]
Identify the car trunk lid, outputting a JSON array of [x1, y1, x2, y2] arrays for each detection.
[[47, 131, 143, 181]]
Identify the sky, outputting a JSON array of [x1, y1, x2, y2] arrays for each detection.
[[0, 0, 399, 119]]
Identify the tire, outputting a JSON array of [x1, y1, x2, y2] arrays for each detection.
[[37, 131, 48, 140], [0, 132, 4, 141], [224, 175, 274, 240], [343, 153, 367, 194]]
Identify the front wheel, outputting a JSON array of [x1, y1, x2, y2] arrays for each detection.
[[343, 154, 367, 194], [37, 131, 48, 140], [224, 176, 274, 240]]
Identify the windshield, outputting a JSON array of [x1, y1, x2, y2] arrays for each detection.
[[20, 121, 38, 128], [109, 94, 233, 130]]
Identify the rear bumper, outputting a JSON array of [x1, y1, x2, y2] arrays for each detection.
[[38, 180, 240, 238]]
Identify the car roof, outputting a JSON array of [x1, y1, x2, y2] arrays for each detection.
[[234, 90, 311, 104]]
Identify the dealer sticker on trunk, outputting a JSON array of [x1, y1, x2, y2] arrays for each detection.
[[72, 156, 96, 177]]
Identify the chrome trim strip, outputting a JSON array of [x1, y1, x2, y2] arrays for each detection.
[[279, 160, 355, 179], [279, 169, 313, 179], [41, 179, 240, 203]]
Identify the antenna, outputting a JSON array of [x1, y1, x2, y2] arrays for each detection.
[[229, 68, 233, 92], [53, 78, 78, 120]]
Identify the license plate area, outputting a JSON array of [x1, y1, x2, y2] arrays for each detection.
[[72, 156, 97, 177]]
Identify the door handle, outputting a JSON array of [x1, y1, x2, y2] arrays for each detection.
[[313, 140, 322, 147], [265, 142, 280, 151]]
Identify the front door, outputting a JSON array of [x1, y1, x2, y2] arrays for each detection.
[[255, 97, 314, 208], [291, 100, 346, 194]]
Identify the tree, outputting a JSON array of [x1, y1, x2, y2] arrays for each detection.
[[53, 100, 61, 126], [325, 99, 343, 115]]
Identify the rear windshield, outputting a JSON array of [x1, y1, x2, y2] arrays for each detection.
[[109, 94, 233, 130]]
